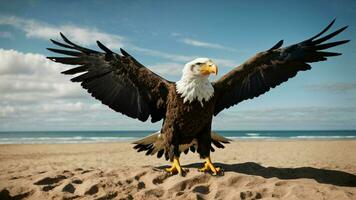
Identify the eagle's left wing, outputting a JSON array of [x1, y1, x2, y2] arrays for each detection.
[[213, 20, 349, 116]]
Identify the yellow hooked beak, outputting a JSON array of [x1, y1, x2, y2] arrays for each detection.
[[200, 62, 218, 76]]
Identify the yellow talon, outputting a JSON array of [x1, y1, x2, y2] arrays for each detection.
[[165, 156, 186, 176], [198, 157, 222, 176]]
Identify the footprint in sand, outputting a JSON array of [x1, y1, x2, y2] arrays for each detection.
[[0, 189, 32, 200], [33, 175, 67, 186], [94, 191, 118, 200], [138, 188, 164, 199], [85, 184, 99, 195], [137, 181, 145, 190], [61, 183, 76, 193], [152, 173, 171, 185], [33, 171, 76, 192], [169, 174, 211, 193], [240, 191, 263, 200], [71, 178, 83, 184], [134, 171, 147, 181], [42, 185, 56, 192], [76, 182, 99, 195], [192, 185, 210, 195]]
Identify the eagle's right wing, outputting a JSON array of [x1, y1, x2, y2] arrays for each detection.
[[48, 33, 172, 122]]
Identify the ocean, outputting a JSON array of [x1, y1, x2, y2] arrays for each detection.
[[0, 130, 355, 144]]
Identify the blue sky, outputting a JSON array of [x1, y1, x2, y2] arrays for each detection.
[[0, 0, 355, 131]]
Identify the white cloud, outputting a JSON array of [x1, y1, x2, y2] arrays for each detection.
[[40, 102, 108, 114], [213, 58, 238, 68], [0, 106, 15, 117], [0, 16, 125, 49], [0, 48, 87, 104], [149, 62, 184, 77], [132, 46, 195, 62], [41, 102, 85, 113], [0, 48, 63, 75], [181, 38, 236, 51], [134, 46, 237, 68]]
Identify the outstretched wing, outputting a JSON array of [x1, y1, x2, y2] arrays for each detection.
[[48, 33, 172, 122], [213, 19, 349, 115]]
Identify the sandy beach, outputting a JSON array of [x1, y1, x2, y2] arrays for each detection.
[[0, 140, 355, 200]]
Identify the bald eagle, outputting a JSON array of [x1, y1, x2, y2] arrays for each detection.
[[48, 20, 349, 176]]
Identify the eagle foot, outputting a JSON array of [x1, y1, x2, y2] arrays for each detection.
[[165, 157, 187, 176], [198, 157, 224, 176]]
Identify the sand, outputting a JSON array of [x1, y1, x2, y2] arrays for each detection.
[[0, 140, 355, 200]]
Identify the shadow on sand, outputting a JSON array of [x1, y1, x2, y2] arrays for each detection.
[[162, 162, 356, 187]]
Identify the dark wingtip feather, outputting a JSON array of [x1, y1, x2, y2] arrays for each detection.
[[329, 18, 336, 27], [312, 26, 348, 45], [60, 32, 81, 48], [61, 70, 70, 75], [70, 76, 81, 82], [97, 41, 113, 54], [46, 57, 56, 61], [50, 39, 75, 49], [315, 40, 350, 50], [46, 57, 81, 65], [269, 40, 284, 51], [120, 48, 131, 57], [56, 33, 100, 54], [47, 48, 81, 56], [61, 66, 87, 75], [304, 19, 336, 42], [60, 32, 68, 41], [319, 51, 342, 57], [50, 39, 57, 44]]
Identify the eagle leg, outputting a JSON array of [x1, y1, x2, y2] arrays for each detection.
[[198, 157, 223, 176], [165, 156, 187, 176]]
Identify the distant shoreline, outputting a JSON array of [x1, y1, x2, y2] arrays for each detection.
[[0, 137, 356, 145], [0, 130, 355, 144]]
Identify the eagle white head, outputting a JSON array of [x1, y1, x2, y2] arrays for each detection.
[[176, 58, 218, 105]]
